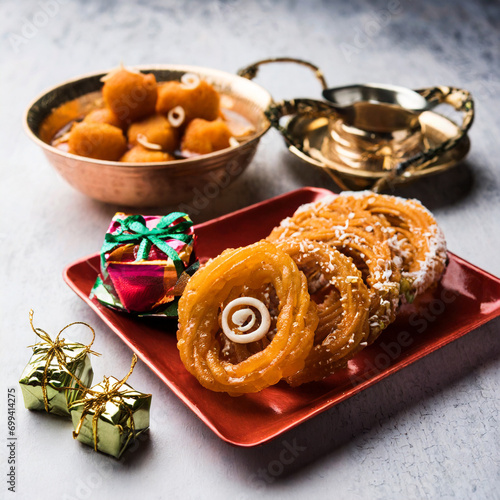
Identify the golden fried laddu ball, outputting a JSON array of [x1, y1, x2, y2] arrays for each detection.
[[102, 69, 157, 124], [127, 114, 179, 152], [156, 80, 219, 123], [83, 108, 124, 129], [120, 145, 174, 163], [181, 118, 232, 155], [68, 122, 127, 161]]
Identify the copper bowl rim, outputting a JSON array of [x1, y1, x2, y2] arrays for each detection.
[[23, 64, 273, 170]]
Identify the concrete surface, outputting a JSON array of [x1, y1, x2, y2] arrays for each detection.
[[1, 1, 499, 499]]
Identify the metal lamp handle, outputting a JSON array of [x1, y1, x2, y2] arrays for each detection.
[[264, 98, 334, 152], [237, 57, 328, 91], [372, 86, 474, 191], [238, 58, 332, 168]]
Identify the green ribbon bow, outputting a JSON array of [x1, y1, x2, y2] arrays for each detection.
[[100, 212, 194, 277]]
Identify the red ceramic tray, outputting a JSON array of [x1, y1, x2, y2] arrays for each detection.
[[64, 187, 500, 447]]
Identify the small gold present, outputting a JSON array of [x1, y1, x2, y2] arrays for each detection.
[[19, 311, 99, 417], [70, 355, 151, 458]]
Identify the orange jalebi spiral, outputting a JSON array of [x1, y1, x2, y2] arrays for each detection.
[[329, 191, 447, 301], [268, 201, 401, 344], [177, 240, 318, 395], [272, 239, 371, 385]]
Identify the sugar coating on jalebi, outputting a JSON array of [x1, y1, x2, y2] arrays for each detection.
[[331, 191, 447, 301], [272, 239, 370, 385], [268, 204, 400, 344], [176, 240, 318, 395]]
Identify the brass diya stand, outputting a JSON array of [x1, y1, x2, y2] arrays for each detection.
[[238, 58, 474, 192]]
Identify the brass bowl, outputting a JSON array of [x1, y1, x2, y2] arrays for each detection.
[[238, 59, 474, 193], [285, 110, 471, 190], [24, 65, 272, 207]]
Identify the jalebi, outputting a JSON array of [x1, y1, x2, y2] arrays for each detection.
[[329, 191, 447, 301], [269, 201, 401, 343], [176, 240, 318, 394], [273, 239, 370, 385]]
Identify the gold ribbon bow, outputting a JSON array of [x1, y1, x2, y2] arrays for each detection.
[[28, 309, 100, 412], [71, 354, 141, 451]]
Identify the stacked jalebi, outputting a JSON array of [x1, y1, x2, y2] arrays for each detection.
[[322, 191, 447, 302], [176, 191, 447, 393], [268, 200, 401, 344], [273, 239, 371, 386], [176, 240, 318, 395]]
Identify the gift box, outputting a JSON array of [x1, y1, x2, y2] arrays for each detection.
[[19, 312, 96, 417], [70, 356, 151, 458], [90, 212, 198, 316]]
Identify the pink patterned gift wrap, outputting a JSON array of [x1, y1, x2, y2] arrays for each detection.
[[90, 212, 198, 316]]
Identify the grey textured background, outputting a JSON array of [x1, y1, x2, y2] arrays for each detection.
[[1, 0, 499, 499]]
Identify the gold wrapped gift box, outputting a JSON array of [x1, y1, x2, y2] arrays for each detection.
[[70, 375, 151, 459], [19, 343, 94, 417]]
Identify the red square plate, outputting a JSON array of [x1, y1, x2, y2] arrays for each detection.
[[64, 187, 500, 447]]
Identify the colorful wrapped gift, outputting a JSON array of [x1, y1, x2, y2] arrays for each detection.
[[70, 355, 151, 458], [19, 311, 98, 417], [90, 212, 198, 316]]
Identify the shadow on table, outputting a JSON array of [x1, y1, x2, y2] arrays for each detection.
[[75, 147, 480, 228], [227, 316, 500, 489], [77, 164, 271, 225], [120, 429, 153, 464], [392, 160, 477, 210], [284, 151, 478, 210]]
